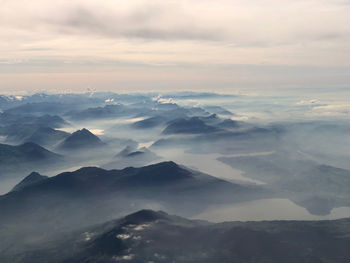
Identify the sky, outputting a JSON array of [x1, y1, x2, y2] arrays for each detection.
[[1, 0, 350, 94]]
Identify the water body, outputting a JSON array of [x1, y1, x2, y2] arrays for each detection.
[[194, 198, 350, 222], [156, 148, 265, 185]]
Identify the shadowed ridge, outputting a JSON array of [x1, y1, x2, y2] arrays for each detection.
[[19, 141, 57, 152], [131, 161, 193, 182], [1, 141, 63, 160], [60, 166, 112, 181], [73, 166, 108, 174], [11, 172, 48, 192], [138, 161, 184, 172], [123, 209, 169, 225], [162, 117, 218, 135]]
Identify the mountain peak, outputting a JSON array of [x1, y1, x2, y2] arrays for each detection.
[[123, 210, 168, 224], [58, 128, 104, 150], [79, 128, 91, 134], [72, 128, 95, 137], [11, 171, 48, 192], [123, 161, 192, 185]]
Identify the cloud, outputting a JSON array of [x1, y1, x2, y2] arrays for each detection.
[[152, 95, 176, 104], [311, 103, 350, 116], [2, 0, 350, 45], [1, 0, 350, 93], [296, 99, 321, 105], [49, 6, 222, 41], [313, 104, 350, 111]]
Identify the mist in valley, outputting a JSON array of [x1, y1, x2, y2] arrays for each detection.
[[1, 90, 350, 261]]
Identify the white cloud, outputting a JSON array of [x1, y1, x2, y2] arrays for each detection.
[[296, 99, 320, 105], [116, 234, 131, 240], [311, 103, 350, 116], [152, 95, 176, 104]]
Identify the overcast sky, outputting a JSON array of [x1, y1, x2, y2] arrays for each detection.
[[1, 0, 350, 94]]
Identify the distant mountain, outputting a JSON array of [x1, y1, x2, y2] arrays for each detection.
[[0, 124, 70, 147], [204, 105, 233, 115], [24, 127, 70, 147], [0, 142, 63, 177], [66, 104, 136, 121], [198, 113, 221, 124], [57, 128, 105, 151], [162, 117, 219, 135], [11, 172, 48, 192], [131, 110, 213, 130], [4, 102, 69, 116], [0, 124, 42, 143], [0, 112, 67, 127], [6, 210, 350, 263], [103, 146, 160, 169], [1, 162, 241, 199], [132, 116, 167, 129], [217, 119, 240, 129]]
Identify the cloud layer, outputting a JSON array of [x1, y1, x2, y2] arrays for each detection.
[[0, 0, 350, 92]]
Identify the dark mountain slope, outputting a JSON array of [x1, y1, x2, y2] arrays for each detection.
[[57, 128, 104, 151], [66, 104, 136, 120], [0, 112, 67, 127], [0, 142, 63, 177], [5, 210, 350, 263], [162, 117, 220, 135], [11, 172, 48, 192], [25, 127, 70, 147], [0, 162, 261, 255], [0, 124, 70, 147]]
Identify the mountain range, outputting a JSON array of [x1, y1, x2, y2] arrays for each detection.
[[0, 142, 63, 178], [0, 162, 263, 256], [2, 209, 350, 263]]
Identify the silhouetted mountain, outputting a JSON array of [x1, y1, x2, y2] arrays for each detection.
[[204, 105, 233, 115], [0, 124, 70, 147], [24, 127, 70, 147], [5, 210, 350, 263], [57, 128, 105, 151], [153, 126, 280, 155], [0, 142, 63, 177], [0, 162, 261, 255], [131, 109, 212, 130], [0, 112, 67, 127], [11, 172, 48, 192], [4, 102, 69, 116], [0, 124, 42, 143], [162, 117, 219, 135], [66, 104, 135, 120]]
